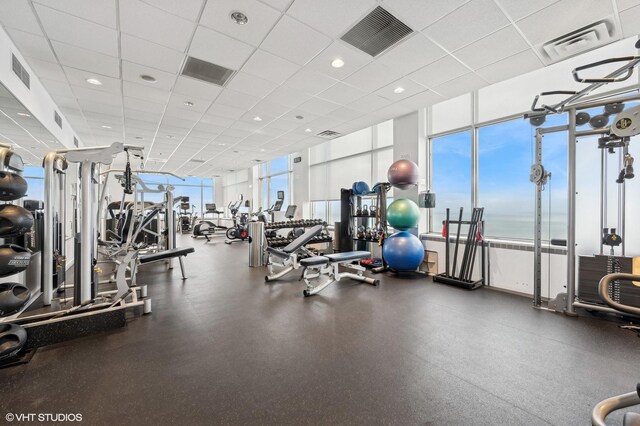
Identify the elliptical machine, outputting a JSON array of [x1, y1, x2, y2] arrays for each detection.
[[225, 199, 249, 243], [192, 203, 226, 242], [177, 197, 193, 234]]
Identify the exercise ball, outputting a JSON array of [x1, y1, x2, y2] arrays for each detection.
[[387, 198, 420, 230], [0, 323, 27, 361], [0, 283, 29, 316], [0, 244, 31, 278], [382, 231, 424, 271], [0, 172, 27, 201], [0, 204, 33, 237], [387, 159, 419, 190], [351, 181, 370, 195]]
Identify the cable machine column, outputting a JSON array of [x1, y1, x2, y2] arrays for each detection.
[[566, 109, 577, 315]]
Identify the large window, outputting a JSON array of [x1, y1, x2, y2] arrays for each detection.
[[24, 165, 44, 201], [138, 174, 214, 217], [260, 155, 291, 209], [431, 130, 472, 230]]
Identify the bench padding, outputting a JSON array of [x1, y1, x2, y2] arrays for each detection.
[[280, 225, 323, 253], [300, 256, 329, 267], [324, 251, 371, 262], [138, 247, 195, 264]]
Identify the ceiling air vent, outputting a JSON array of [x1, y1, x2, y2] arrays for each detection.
[[340, 6, 413, 57], [54, 111, 62, 128], [538, 19, 619, 64], [11, 54, 30, 89], [317, 130, 341, 139], [73, 136, 79, 147], [190, 158, 206, 163], [181, 56, 235, 86]]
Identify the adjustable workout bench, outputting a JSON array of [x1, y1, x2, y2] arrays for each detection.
[[264, 225, 323, 281], [130, 247, 195, 286], [300, 251, 379, 297]]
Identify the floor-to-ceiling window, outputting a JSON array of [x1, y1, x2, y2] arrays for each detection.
[[259, 155, 291, 209]]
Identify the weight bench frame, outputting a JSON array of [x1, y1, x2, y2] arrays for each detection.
[[265, 225, 323, 282], [301, 251, 379, 297], [131, 247, 195, 286]]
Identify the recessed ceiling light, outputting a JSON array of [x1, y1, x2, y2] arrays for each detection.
[[260, 148, 265, 152], [167, 135, 174, 139], [16, 112, 30, 117], [393, 86, 405, 94], [184, 101, 194, 107], [86, 78, 102, 86], [253, 116, 262, 121], [135, 136, 143, 140], [296, 115, 304, 120], [101, 125, 112, 129], [218, 143, 226, 146], [140, 74, 157, 83], [305, 128, 312, 132], [233, 150, 239, 153], [230, 11, 248, 25], [331, 58, 345, 68]]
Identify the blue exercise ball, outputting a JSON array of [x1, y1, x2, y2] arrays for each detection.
[[382, 231, 424, 271]]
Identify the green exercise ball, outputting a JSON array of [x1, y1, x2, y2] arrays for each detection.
[[387, 198, 420, 230]]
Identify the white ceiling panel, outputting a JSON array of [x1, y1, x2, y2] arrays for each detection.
[[0, 0, 44, 35], [382, 0, 471, 31], [516, 0, 615, 45], [374, 77, 426, 100], [298, 97, 341, 115], [39, 78, 74, 97], [304, 41, 372, 80], [263, 85, 308, 108], [166, 93, 213, 114], [34, 4, 118, 56], [123, 81, 170, 103], [618, 0, 640, 11], [398, 89, 444, 110], [377, 33, 447, 76], [122, 61, 176, 91], [343, 60, 404, 92], [124, 107, 163, 123], [34, 0, 117, 28], [120, 0, 195, 51], [453, 25, 529, 70], [260, 15, 331, 66], [198, 114, 234, 128], [163, 106, 203, 122], [283, 68, 338, 95], [317, 82, 367, 105], [286, 0, 376, 38], [206, 103, 246, 120], [121, 34, 185, 74], [347, 93, 392, 113], [249, 99, 290, 118], [124, 96, 165, 114], [189, 26, 254, 70], [51, 41, 120, 77], [23, 57, 66, 82], [432, 72, 487, 98], [407, 55, 470, 89], [474, 49, 544, 84], [139, 0, 205, 22], [77, 101, 122, 116], [216, 89, 261, 111], [495, 0, 559, 20], [241, 49, 300, 85], [225, 71, 278, 98], [173, 76, 223, 100], [64, 66, 121, 93], [423, 0, 510, 51], [6, 28, 57, 63], [620, 4, 640, 37], [200, 0, 281, 47]]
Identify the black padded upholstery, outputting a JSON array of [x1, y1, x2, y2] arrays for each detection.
[[138, 247, 195, 264], [271, 225, 323, 254], [324, 251, 371, 262], [265, 246, 290, 258], [300, 256, 329, 267]]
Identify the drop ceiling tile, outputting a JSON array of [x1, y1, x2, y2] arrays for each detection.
[[407, 55, 469, 88], [122, 61, 175, 91], [161, 114, 200, 129], [39, 78, 74, 98], [496, 0, 559, 20], [298, 97, 342, 115], [286, 0, 376, 38], [261, 15, 332, 66], [173, 76, 223, 100], [77, 101, 123, 116], [164, 106, 203, 122], [34, 0, 116, 27], [374, 77, 426, 100], [263, 86, 308, 108], [124, 119, 159, 130], [618, 0, 640, 11], [620, 4, 640, 37], [121, 34, 185, 74], [249, 99, 290, 118], [453, 25, 529, 69], [347, 93, 392, 113], [199, 113, 235, 127], [377, 33, 447, 76], [138, 0, 204, 21], [0, 0, 44, 35], [232, 119, 265, 131], [167, 93, 212, 114], [515, 0, 614, 45], [215, 89, 261, 111], [266, 118, 298, 131], [474, 49, 544, 84], [200, 0, 281, 46], [124, 107, 163, 122], [283, 68, 338, 96], [304, 41, 372, 80], [23, 57, 66, 82], [381, 0, 470, 31], [189, 26, 255, 70], [64, 66, 121, 93], [396, 89, 444, 110], [226, 72, 278, 98], [6, 29, 57, 63], [279, 110, 320, 124], [51, 41, 120, 77], [221, 127, 252, 139], [206, 103, 246, 120], [124, 96, 165, 114], [343, 60, 404, 92], [34, 4, 118, 56], [432, 72, 487, 98], [120, 0, 195, 51], [122, 80, 170, 103], [241, 49, 300, 85], [317, 82, 367, 105], [423, 0, 510, 51], [52, 95, 80, 109]]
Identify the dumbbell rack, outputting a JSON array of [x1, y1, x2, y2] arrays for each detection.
[[264, 219, 332, 248]]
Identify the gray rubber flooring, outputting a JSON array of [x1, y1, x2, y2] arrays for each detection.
[[1, 235, 638, 425]]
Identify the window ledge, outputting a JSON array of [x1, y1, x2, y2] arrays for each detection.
[[419, 233, 567, 255]]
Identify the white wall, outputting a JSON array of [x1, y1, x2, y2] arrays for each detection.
[[291, 151, 309, 219]]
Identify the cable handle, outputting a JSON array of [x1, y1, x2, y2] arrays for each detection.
[[123, 148, 133, 195], [572, 56, 640, 83], [530, 91, 577, 113]]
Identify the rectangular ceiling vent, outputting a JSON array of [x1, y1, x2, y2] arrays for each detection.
[[181, 56, 235, 86], [54, 111, 62, 128], [11, 54, 30, 89], [73, 136, 79, 147], [190, 158, 206, 163], [538, 19, 619, 64], [317, 130, 341, 139], [340, 6, 413, 57]]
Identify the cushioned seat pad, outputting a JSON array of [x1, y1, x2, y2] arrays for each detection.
[[324, 251, 371, 262], [139, 247, 194, 264], [300, 256, 330, 267]]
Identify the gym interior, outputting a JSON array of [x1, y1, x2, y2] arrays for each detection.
[[0, 1, 639, 425]]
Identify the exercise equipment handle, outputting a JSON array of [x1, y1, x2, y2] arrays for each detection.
[[591, 388, 640, 426], [598, 273, 640, 316], [573, 56, 640, 83], [530, 91, 577, 113]]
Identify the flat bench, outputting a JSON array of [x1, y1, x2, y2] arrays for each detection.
[[265, 225, 324, 282], [136, 247, 195, 280], [300, 251, 378, 297]]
